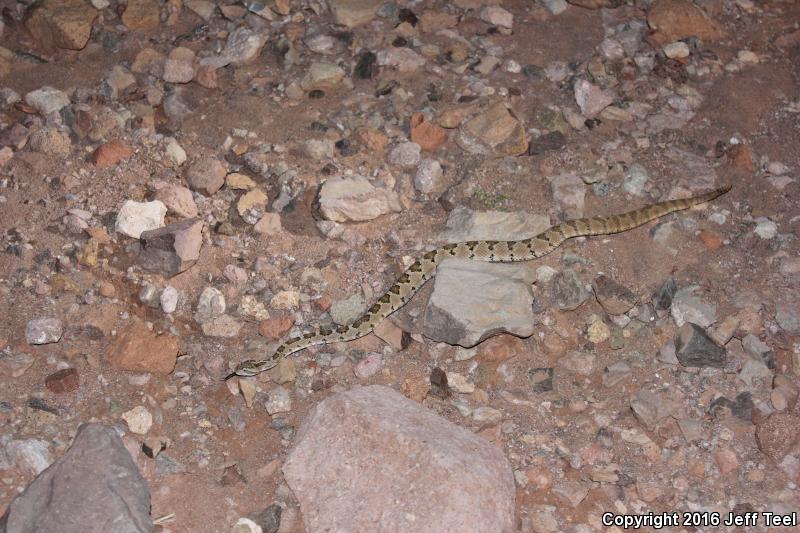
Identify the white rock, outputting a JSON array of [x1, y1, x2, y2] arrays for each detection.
[[115, 200, 167, 239], [164, 137, 187, 165], [480, 6, 513, 28], [160, 286, 179, 313], [663, 41, 690, 59], [265, 386, 292, 414], [24, 87, 70, 115], [122, 406, 153, 435], [754, 217, 777, 239]]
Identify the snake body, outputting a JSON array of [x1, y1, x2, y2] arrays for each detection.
[[231, 186, 731, 378]]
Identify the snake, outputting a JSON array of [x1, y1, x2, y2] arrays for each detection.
[[229, 185, 731, 378]]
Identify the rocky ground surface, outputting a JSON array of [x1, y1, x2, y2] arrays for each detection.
[[0, 0, 799, 531]]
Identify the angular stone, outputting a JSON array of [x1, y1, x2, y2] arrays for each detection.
[[574, 80, 614, 119], [552, 269, 590, 311], [154, 184, 198, 218], [439, 206, 549, 243], [647, 0, 726, 44], [25, 0, 98, 51], [592, 275, 636, 316], [92, 140, 133, 168], [138, 218, 203, 277], [674, 322, 726, 368], [456, 102, 528, 156], [330, 0, 382, 27], [115, 200, 166, 239], [185, 156, 226, 196], [300, 62, 346, 91], [409, 113, 448, 152], [423, 258, 535, 347], [283, 386, 514, 532], [201, 315, 242, 338], [28, 127, 71, 156], [122, 0, 160, 30], [25, 317, 64, 345], [1, 424, 153, 532], [105, 320, 179, 374], [317, 176, 402, 222]]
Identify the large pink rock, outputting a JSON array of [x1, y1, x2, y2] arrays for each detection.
[[283, 385, 515, 532]]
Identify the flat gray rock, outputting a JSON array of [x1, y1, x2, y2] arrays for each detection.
[[2, 423, 153, 533], [439, 206, 550, 243], [423, 258, 535, 347], [317, 176, 402, 222], [283, 385, 514, 533]]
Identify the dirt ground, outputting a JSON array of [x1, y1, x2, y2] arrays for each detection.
[[0, 0, 799, 531]]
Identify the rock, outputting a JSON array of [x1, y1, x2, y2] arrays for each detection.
[[259, 316, 295, 340], [237, 189, 268, 221], [559, 351, 596, 376], [456, 102, 528, 156], [654, 277, 677, 309], [753, 217, 777, 239], [587, 319, 611, 344], [105, 320, 179, 374], [592, 275, 635, 315], [138, 218, 203, 277], [776, 304, 800, 335], [440, 206, 549, 243], [122, 405, 153, 435], [92, 140, 134, 168], [162, 47, 196, 84], [409, 113, 448, 152], [201, 315, 243, 338], [0, 353, 35, 378], [373, 319, 411, 351], [283, 386, 514, 532], [44, 368, 79, 393], [115, 200, 166, 239], [254, 213, 282, 236], [413, 159, 443, 194], [755, 412, 800, 462], [185, 157, 226, 196], [4, 439, 52, 476], [160, 286, 179, 313], [623, 164, 649, 196], [330, 294, 366, 325], [218, 28, 269, 66], [249, 505, 281, 533], [317, 176, 402, 222], [423, 258, 535, 347], [330, 0, 382, 27], [163, 138, 187, 165], [550, 174, 585, 216], [28, 127, 71, 156], [154, 184, 198, 218], [232, 518, 262, 533], [300, 62, 346, 91], [376, 47, 427, 73], [647, 0, 725, 44], [630, 390, 675, 430], [553, 269, 590, 311], [480, 6, 513, 28], [25, 317, 63, 345], [2, 424, 152, 532], [121, 0, 160, 30], [25, 0, 98, 51], [388, 142, 421, 167], [670, 286, 717, 327], [574, 80, 614, 119], [354, 353, 383, 379], [227, 173, 257, 190], [541, 0, 568, 15], [268, 358, 296, 385], [663, 41, 690, 59], [714, 449, 739, 475], [265, 386, 292, 414], [304, 139, 335, 160], [567, 0, 625, 7], [529, 131, 566, 155], [674, 322, 726, 368]]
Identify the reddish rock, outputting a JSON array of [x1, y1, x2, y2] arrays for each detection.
[[714, 449, 739, 475], [755, 412, 800, 462], [775, 29, 800, 51], [105, 320, 179, 374], [410, 112, 448, 151], [647, 0, 726, 44], [477, 335, 526, 363], [698, 229, 724, 250], [353, 128, 388, 152], [592, 275, 636, 316], [185, 156, 226, 196], [727, 143, 755, 172], [258, 316, 295, 340], [45, 368, 80, 393], [372, 319, 411, 351], [92, 140, 134, 168], [315, 295, 332, 312]]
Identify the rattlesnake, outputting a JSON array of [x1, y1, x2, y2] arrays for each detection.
[[230, 185, 731, 378]]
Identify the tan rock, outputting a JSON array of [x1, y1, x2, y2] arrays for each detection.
[[237, 189, 268, 217], [253, 212, 282, 235], [330, 0, 382, 27], [92, 140, 134, 168], [25, 0, 98, 51], [105, 320, 179, 374], [457, 102, 528, 156], [154, 184, 198, 218], [353, 128, 388, 152], [647, 0, 726, 44], [122, 0, 161, 30], [226, 172, 257, 190]]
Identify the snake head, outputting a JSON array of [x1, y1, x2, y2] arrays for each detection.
[[225, 358, 278, 380]]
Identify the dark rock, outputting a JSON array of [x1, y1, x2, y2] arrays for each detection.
[[1, 423, 153, 533], [138, 218, 203, 277], [429, 367, 450, 399], [552, 269, 590, 311], [708, 392, 753, 422], [592, 275, 636, 315], [654, 277, 677, 309], [675, 322, 726, 367], [354, 51, 376, 79], [249, 505, 282, 533], [44, 368, 79, 393], [528, 131, 566, 155]]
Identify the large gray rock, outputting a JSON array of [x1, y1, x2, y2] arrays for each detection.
[[439, 206, 550, 243], [2, 423, 153, 533], [423, 258, 535, 347], [283, 385, 514, 533]]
